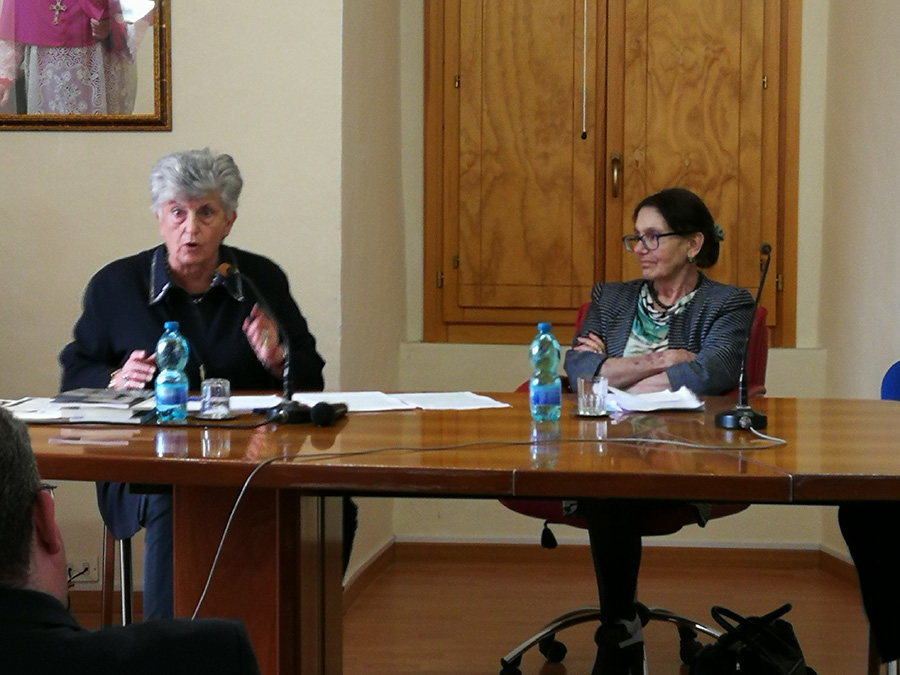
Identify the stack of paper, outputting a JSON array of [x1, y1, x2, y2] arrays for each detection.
[[2, 397, 146, 424]]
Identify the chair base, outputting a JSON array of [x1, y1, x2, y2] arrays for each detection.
[[100, 526, 134, 627], [498, 602, 720, 675]]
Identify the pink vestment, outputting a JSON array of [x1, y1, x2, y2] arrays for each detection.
[[0, 0, 137, 114], [0, 0, 111, 48]]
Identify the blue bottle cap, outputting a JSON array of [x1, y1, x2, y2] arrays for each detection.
[[164, 321, 179, 330], [537, 321, 551, 333]]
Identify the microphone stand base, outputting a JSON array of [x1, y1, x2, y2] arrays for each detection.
[[266, 400, 311, 425], [715, 406, 767, 430]]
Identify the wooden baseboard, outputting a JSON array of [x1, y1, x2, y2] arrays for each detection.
[[391, 540, 846, 568], [343, 539, 397, 613], [344, 541, 859, 600], [818, 548, 860, 586], [71, 543, 860, 620]]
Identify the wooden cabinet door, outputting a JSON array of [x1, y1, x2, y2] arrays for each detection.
[[424, 0, 793, 344], [607, 0, 779, 320], [436, 0, 605, 343]]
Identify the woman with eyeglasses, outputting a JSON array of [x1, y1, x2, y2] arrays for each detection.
[[564, 186, 754, 395], [561, 187, 755, 675]]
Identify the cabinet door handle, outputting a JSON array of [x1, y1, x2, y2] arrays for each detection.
[[611, 153, 623, 198]]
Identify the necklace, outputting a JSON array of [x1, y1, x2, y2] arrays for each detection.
[[647, 275, 703, 312], [646, 282, 674, 310]]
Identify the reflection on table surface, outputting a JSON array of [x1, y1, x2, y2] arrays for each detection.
[[28, 393, 900, 502]]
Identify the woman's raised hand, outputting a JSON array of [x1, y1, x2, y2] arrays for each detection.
[[110, 350, 157, 389]]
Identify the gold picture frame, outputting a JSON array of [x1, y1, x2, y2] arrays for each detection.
[[0, 0, 170, 131]]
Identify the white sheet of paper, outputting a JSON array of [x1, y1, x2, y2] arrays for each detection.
[[292, 391, 416, 412], [606, 386, 704, 413], [229, 395, 283, 412], [393, 392, 510, 410]]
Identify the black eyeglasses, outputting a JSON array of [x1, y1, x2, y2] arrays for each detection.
[[622, 232, 681, 252], [37, 483, 57, 495]]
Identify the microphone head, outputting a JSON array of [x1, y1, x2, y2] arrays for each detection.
[[217, 262, 237, 278], [310, 401, 336, 427], [759, 243, 772, 256]]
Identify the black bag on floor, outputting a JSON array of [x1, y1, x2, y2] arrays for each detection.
[[689, 603, 816, 675]]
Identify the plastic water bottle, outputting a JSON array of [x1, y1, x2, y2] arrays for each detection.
[[529, 322, 561, 422], [155, 321, 189, 424]]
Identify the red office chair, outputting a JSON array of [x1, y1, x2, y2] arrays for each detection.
[[736, 306, 769, 399], [500, 305, 769, 674]]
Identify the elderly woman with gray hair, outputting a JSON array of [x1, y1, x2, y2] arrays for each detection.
[[59, 148, 356, 620]]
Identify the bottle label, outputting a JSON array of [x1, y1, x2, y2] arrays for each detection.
[[156, 385, 187, 407], [530, 385, 561, 407]]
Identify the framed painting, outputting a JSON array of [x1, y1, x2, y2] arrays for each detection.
[[0, 0, 170, 130]]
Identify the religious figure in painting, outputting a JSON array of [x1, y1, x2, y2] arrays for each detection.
[[0, 0, 154, 114]]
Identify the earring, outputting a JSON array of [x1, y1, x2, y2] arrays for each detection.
[[688, 255, 695, 263]]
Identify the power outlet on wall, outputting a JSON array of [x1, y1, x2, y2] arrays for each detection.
[[66, 557, 100, 584]]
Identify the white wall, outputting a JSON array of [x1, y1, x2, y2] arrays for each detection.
[[820, 0, 900, 396], [339, 0, 405, 579]]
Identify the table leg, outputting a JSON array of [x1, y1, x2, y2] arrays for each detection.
[[172, 486, 343, 675]]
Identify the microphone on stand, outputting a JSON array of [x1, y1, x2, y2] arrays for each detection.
[[217, 263, 310, 424], [715, 243, 772, 431]]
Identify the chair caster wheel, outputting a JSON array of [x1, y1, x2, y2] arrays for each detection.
[[538, 634, 568, 663], [499, 656, 522, 675], [677, 625, 703, 665]]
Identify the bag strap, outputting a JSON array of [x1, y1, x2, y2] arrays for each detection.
[[711, 603, 793, 634], [710, 604, 807, 675]]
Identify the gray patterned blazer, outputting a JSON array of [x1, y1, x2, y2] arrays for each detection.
[[562, 274, 755, 395]]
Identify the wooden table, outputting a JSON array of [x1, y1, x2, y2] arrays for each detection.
[[28, 394, 900, 674]]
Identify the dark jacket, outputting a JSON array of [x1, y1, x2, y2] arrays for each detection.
[[59, 244, 324, 393], [0, 588, 260, 675]]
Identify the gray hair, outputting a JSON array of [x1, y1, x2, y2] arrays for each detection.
[[149, 148, 244, 216], [0, 407, 42, 589]]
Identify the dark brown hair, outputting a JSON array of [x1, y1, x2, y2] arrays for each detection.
[[633, 187, 721, 268]]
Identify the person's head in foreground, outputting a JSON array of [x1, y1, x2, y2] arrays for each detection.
[[0, 407, 67, 602]]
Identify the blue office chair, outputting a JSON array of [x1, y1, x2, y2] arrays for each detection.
[[881, 361, 900, 401]]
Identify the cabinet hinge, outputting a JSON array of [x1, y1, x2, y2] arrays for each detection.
[[762, 75, 768, 90], [775, 274, 784, 292], [436, 271, 444, 289], [452, 254, 460, 269], [454, 74, 460, 89]]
